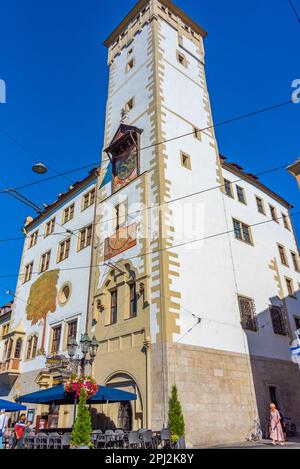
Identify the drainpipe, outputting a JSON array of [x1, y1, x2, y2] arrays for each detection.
[[143, 336, 151, 429]]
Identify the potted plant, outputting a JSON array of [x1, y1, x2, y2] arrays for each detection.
[[70, 387, 93, 449], [168, 385, 186, 449]]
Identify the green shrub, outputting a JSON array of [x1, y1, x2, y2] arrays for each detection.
[[71, 387, 92, 448], [168, 385, 185, 443]]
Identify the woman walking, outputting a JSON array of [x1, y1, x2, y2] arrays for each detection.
[[269, 403, 285, 446]]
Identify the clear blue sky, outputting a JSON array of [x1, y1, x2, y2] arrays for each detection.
[[0, 0, 299, 305]]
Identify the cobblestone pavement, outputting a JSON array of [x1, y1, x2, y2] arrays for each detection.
[[197, 437, 300, 449]]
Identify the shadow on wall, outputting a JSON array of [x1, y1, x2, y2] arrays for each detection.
[[90, 406, 117, 431], [243, 289, 300, 438]]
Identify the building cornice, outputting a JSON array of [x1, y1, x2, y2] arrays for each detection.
[[23, 168, 99, 233], [103, 0, 207, 48], [220, 157, 293, 209]]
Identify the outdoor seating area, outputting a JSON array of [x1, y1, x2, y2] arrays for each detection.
[[3, 428, 172, 450]]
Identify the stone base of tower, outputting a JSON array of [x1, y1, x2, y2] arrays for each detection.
[[151, 344, 300, 448]]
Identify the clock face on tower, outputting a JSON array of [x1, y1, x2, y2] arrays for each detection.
[[115, 150, 136, 181], [112, 142, 138, 192]]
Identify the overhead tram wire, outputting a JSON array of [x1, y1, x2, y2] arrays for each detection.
[[0, 154, 297, 247], [0, 98, 293, 193], [288, 0, 300, 24], [0, 210, 299, 280], [0, 155, 296, 246]]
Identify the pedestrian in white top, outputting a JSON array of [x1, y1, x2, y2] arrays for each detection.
[[0, 409, 8, 450]]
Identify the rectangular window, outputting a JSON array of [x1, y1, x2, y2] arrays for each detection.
[[291, 251, 300, 272], [270, 306, 287, 336], [177, 51, 187, 67], [193, 126, 201, 141], [58, 238, 71, 263], [32, 336, 38, 359], [233, 219, 252, 245], [286, 277, 296, 298], [270, 205, 278, 223], [79, 225, 93, 251], [82, 189, 95, 211], [63, 204, 75, 224], [28, 231, 38, 249], [238, 296, 258, 331], [7, 339, 13, 359], [67, 320, 78, 341], [181, 151, 192, 170], [14, 339, 23, 359], [40, 251, 51, 273], [1, 323, 9, 337], [224, 179, 233, 198], [45, 218, 55, 237], [282, 213, 291, 231], [256, 197, 265, 215], [129, 283, 137, 319], [236, 186, 246, 204], [26, 337, 33, 360], [125, 98, 134, 113], [24, 262, 34, 283], [110, 290, 118, 325], [126, 58, 135, 73], [278, 245, 289, 267], [269, 386, 279, 409], [51, 325, 62, 355]]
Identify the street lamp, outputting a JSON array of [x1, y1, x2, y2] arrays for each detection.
[[66, 333, 99, 377], [32, 162, 48, 174]]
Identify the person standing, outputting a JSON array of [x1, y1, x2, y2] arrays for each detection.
[[0, 409, 8, 450], [13, 414, 26, 449], [269, 403, 285, 446]]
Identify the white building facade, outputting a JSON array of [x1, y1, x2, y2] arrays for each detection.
[[87, 0, 300, 446], [0, 0, 299, 446], [0, 169, 97, 427]]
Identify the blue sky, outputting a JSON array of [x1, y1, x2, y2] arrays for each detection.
[[0, 0, 299, 304]]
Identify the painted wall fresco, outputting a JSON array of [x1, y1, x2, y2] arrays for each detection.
[[26, 269, 60, 353]]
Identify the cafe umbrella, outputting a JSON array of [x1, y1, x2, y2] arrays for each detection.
[[17, 384, 137, 427], [0, 399, 27, 412]]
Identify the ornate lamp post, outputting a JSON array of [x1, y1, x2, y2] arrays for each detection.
[[67, 333, 99, 377], [66, 333, 99, 426]]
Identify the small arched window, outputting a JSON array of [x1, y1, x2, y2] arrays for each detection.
[[26, 337, 33, 360], [32, 336, 38, 359], [15, 338, 23, 359], [129, 283, 137, 318], [7, 338, 13, 359]]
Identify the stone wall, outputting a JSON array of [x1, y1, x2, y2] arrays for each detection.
[[151, 343, 300, 447], [160, 344, 258, 448], [250, 355, 300, 437]]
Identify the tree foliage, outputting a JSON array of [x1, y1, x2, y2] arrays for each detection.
[[71, 388, 92, 448], [168, 385, 185, 443]]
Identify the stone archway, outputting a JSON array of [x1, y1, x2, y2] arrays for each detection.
[[93, 371, 144, 431]]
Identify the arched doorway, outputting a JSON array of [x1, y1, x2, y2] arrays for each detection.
[[118, 401, 132, 431], [100, 372, 143, 430]]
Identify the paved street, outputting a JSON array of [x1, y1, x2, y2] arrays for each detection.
[[199, 437, 300, 449]]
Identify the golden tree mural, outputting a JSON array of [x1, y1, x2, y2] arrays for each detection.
[[26, 270, 60, 353]]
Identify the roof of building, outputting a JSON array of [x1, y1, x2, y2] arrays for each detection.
[[220, 155, 293, 209], [24, 167, 99, 232], [103, 0, 208, 48], [0, 301, 13, 318]]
